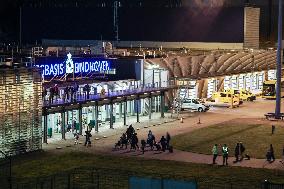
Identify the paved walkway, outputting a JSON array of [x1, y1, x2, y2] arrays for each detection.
[[43, 99, 284, 170]]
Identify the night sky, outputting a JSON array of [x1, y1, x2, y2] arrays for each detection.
[[0, 0, 280, 43], [21, 6, 244, 43]]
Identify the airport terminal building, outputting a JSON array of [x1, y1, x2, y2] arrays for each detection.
[[37, 54, 169, 142], [0, 2, 280, 155]]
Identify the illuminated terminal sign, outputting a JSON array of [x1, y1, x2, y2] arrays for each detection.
[[35, 53, 111, 77]]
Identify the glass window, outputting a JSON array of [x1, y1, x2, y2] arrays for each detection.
[[183, 99, 191, 103], [263, 84, 275, 96], [220, 93, 226, 97], [192, 99, 199, 104]]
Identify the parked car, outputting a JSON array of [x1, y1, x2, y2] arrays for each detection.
[[174, 98, 209, 112]]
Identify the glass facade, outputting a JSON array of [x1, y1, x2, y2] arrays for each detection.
[[43, 78, 167, 142], [0, 68, 42, 158]]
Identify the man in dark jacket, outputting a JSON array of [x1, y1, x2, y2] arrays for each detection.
[[84, 131, 92, 147], [86, 84, 90, 99], [126, 125, 134, 143], [166, 132, 171, 149], [141, 139, 146, 154], [131, 133, 139, 150], [160, 136, 167, 152], [234, 143, 240, 162], [49, 87, 54, 104], [54, 84, 59, 101], [222, 144, 229, 165], [64, 86, 69, 102], [239, 142, 245, 161]]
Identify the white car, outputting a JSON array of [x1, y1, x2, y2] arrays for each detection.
[[176, 98, 209, 112]]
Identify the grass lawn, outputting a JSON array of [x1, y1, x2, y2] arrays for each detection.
[[171, 119, 284, 159], [10, 151, 284, 188]]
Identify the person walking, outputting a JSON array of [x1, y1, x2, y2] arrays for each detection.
[[130, 133, 139, 151], [70, 86, 74, 102], [147, 130, 154, 147], [147, 130, 153, 140], [54, 84, 59, 102], [133, 133, 139, 150], [86, 84, 90, 99], [166, 132, 171, 149], [49, 87, 54, 104], [148, 134, 155, 150], [269, 144, 275, 162], [234, 143, 240, 162], [239, 142, 245, 161], [64, 86, 69, 101], [141, 139, 146, 154], [160, 136, 167, 152], [126, 125, 134, 143], [222, 144, 229, 166], [74, 133, 79, 145], [121, 133, 128, 149], [212, 144, 218, 164], [84, 131, 92, 147]]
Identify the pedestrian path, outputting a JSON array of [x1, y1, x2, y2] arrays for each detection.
[[111, 147, 284, 170], [43, 113, 180, 150]]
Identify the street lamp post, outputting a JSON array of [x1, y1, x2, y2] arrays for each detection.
[[172, 59, 177, 85], [275, 0, 282, 119]]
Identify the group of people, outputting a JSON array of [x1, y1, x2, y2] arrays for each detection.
[[212, 144, 229, 165], [212, 142, 248, 166], [73, 130, 92, 147], [115, 125, 172, 154], [42, 84, 59, 103], [212, 143, 282, 165], [42, 83, 96, 104]]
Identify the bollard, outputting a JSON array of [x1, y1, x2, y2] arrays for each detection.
[[197, 117, 201, 124], [180, 117, 183, 123]]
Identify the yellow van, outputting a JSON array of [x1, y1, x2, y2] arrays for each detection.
[[211, 91, 241, 106]]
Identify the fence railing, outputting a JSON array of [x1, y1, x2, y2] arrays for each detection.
[[261, 181, 284, 189], [1, 166, 283, 189]]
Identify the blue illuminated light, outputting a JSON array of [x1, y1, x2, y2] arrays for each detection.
[[35, 53, 111, 77], [66, 53, 74, 74]]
